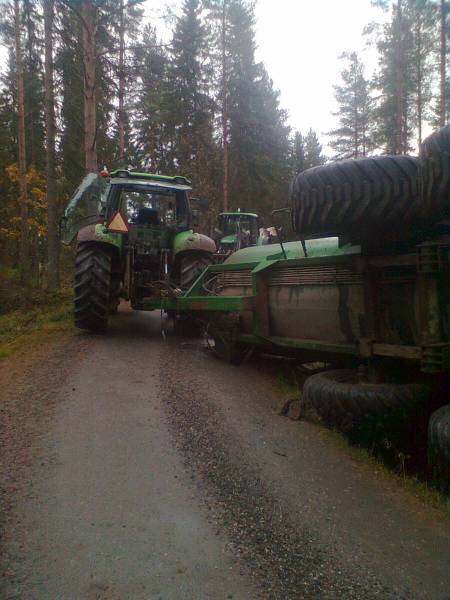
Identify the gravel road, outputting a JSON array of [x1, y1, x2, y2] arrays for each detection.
[[0, 305, 449, 600]]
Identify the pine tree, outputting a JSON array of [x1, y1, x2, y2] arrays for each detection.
[[57, 6, 84, 191], [22, 0, 45, 169], [407, 0, 439, 145], [169, 0, 216, 179], [304, 129, 326, 169], [371, 0, 415, 153], [205, 0, 232, 211], [327, 52, 374, 159], [14, 0, 29, 280], [291, 131, 306, 174], [132, 24, 172, 171], [43, 0, 58, 291], [224, 0, 290, 215]]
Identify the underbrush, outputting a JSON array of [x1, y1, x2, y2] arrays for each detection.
[[0, 268, 73, 358]]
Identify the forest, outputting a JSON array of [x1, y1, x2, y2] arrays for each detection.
[[0, 0, 448, 298]]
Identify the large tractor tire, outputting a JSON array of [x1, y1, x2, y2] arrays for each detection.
[[419, 125, 450, 220], [302, 369, 430, 430], [74, 243, 112, 332], [179, 251, 214, 291], [291, 156, 422, 239]]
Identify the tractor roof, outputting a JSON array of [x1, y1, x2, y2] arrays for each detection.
[[109, 169, 192, 188], [219, 211, 258, 218]]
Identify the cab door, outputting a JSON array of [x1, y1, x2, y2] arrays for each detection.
[[61, 173, 109, 244]]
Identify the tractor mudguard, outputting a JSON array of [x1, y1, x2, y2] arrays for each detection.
[[173, 230, 216, 256], [77, 223, 123, 252]]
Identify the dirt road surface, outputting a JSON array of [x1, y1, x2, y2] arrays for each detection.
[[1, 306, 449, 600]]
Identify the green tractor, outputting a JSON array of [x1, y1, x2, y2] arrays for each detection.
[[62, 169, 215, 331], [215, 210, 261, 255]]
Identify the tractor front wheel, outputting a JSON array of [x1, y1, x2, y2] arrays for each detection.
[[74, 243, 112, 332]]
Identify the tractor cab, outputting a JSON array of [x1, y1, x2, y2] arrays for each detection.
[[216, 211, 260, 254]]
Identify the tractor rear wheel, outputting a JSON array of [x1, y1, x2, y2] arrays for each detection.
[[74, 243, 112, 332]]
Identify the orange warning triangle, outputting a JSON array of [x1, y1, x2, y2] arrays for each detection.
[[107, 211, 129, 233]]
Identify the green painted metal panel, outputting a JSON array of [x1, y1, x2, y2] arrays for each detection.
[[142, 295, 253, 312], [237, 333, 358, 355], [224, 239, 360, 265], [94, 224, 123, 250]]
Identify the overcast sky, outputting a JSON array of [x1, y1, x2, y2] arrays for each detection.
[[148, 0, 388, 155], [0, 0, 388, 155], [253, 0, 387, 150]]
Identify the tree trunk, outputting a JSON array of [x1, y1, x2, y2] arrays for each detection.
[[14, 0, 29, 283], [82, 0, 97, 172], [395, 0, 406, 154], [43, 0, 59, 292], [221, 0, 229, 212], [118, 0, 125, 162], [416, 17, 423, 147], [440, 0, 447, 127]]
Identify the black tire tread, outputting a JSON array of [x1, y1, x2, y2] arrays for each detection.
[[74, 243, 112, 331], [419, 125, 450, 220], [303, 369, 430, 429], [428, 404, 450, 461], [291, 155, 422, 238]]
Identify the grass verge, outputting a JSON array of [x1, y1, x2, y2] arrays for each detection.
[[0, 292, 73, 359]]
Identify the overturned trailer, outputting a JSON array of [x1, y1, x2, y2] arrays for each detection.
[[156, 127, 450, 469]]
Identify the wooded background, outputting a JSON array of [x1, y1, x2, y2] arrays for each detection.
[[0, 0, 448, 296]]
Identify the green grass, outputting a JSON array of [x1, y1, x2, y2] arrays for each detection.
[[0, 292, 74, 358], [327, 428, 450, 514]]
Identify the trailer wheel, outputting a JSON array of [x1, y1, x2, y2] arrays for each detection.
[[291, 156, 421, 239], [74, 243, 112, 332], [179, 252, 214, 291], [302, 369, 430, 430], [419, 125, 450, 219]]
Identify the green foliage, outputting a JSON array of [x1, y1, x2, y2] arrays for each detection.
[[328, 52, 374, 159], [0, 0, 447, 294]]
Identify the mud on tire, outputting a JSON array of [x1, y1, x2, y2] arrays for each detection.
[[291, 156, 421, 239], [74, 243, 112, 331], [302, 369, 430, 430]]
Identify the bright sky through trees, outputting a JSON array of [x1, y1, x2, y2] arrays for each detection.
[[149, 0, 387, 153]]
